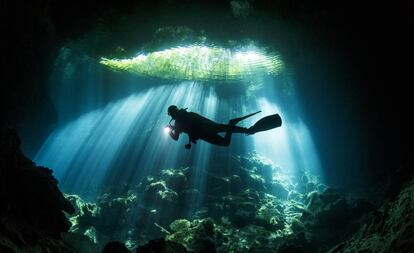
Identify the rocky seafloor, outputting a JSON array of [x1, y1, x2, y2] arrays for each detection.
[[63, 152, 381, 253], [1, 125, 413, 253]]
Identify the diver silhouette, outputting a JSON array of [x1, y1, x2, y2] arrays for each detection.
[[166, 105, 282, 149]]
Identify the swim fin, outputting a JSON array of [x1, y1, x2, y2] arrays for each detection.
[[248, 114, 282, 134]]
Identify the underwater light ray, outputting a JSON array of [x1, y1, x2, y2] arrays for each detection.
[[34, 110, 102, 180], [104, 83, 222, 235], [251, 95, 324, 181], [187, 88, 218, 214], [65, 96, 148, 197], [74, 97, 143, 183], [101, 86, 176, 186], [36, 93, 151, 198], [252, 98, 297, 175], [291, 120, 323, 178], [37, 82, 217, 198]]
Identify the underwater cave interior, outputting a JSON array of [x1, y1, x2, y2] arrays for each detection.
[[2, 1, 413, 253], [35, 36, 328, 250]]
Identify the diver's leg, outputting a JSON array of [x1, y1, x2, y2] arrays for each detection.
[[221, 115, 258, 144], [207, 121, 248, 146], [212, 124, 250, 134], [222, 130, 232, 146], [229, 111, 261, 125], [202, 116, 254, 146], [208, 111, 261, 133], [220, 120, 237, 146], [202, 134, 229, 146]]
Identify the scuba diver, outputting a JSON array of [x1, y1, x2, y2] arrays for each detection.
[[166, 105, 282, 149]]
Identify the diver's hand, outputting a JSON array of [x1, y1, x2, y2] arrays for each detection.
[[167, 127, 173, 136], [167, 126, 179, 141]]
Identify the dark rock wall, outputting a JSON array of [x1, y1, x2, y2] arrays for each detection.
[[2, 0, 59, 157], [328, 175, 414, 253], [0, 126, 75, 252]]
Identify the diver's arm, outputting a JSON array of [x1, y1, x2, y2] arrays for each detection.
[[188, 134, 197, 144], [169, 128, 180, 141]]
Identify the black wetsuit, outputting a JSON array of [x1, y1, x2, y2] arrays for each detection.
[[171, 109, 250, 146]]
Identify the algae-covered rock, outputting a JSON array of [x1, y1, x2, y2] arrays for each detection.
[[169, 219, 191, 233], [166, 218, 217, 252], [160, 168, 188, 192]]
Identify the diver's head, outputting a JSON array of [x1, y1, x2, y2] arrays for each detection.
[[168, 105, 179, 118]]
